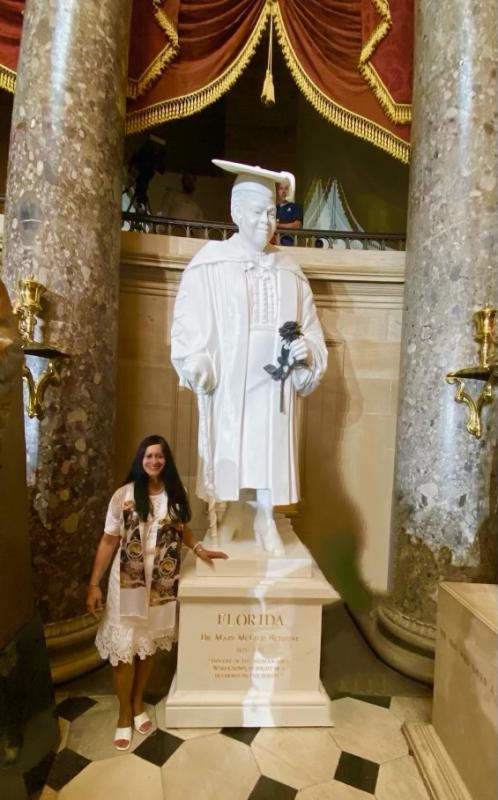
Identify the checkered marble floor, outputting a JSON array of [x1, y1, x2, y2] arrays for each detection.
[[34, 605, 433, 800]]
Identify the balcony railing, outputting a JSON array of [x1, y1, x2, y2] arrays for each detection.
[[122, 212, 406, 251]]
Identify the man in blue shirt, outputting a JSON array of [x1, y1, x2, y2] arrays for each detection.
[[276, 178, 303, 246]]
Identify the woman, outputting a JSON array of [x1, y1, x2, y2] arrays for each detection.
[[86, 435, 227, 750]]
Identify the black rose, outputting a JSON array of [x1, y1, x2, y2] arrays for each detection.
[[279, 321, 302, 343]]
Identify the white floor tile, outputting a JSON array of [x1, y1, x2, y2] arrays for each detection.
[[375, 755, 430, 799], [66, 695, 155, 760], [161, 732, 259, 800], [58, 755, 163, 800], [329, 698, 408, 763], [251, 728, 341, 790], [297, 781, 373, 799]]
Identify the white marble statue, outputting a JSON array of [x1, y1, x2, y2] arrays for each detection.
[[171, 160, 328, 556]]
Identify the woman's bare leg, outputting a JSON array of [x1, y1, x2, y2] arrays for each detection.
[[132, 654, 155, 719], [112, 661, 135, 727]]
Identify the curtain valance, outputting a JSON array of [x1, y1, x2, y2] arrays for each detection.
[[0, 0, 413, 162]]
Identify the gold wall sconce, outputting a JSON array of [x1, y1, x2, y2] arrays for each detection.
[[446, 307, 497, 438], [13, 277, 69, 419]]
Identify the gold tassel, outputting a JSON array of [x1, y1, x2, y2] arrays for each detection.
[[261, 69, 275, 105], [261, 12, 275, 106]]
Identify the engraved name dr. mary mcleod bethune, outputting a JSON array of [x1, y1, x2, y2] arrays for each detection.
[[171, 160, 327, 556]]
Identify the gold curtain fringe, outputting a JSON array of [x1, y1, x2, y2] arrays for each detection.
[[359, 0, 412, 125], [126, 2, 272, 135], [359, 61, 411, 125], [272, 4, 409, 164], [0, 64, 16, 94], [360, 0, 392, 63], [127, 0, 180, 100]]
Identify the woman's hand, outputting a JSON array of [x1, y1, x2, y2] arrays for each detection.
[[194, 544, 229, 562], [86, 585, 104, 618]]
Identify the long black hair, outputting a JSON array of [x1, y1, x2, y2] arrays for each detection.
[[123, 435, 191, 524]]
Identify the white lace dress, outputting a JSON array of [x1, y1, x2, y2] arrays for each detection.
[[95, 487, 178, 666]]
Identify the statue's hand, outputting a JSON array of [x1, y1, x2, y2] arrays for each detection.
[[289, 338, 309, 366], [183, 355, 216, 393]]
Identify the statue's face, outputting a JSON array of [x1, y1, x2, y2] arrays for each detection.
[[232, 191, 276, 251]]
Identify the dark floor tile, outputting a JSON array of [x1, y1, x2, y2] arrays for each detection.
[[333, 692, 391, 709], [23, 751, 55, 797], [221, 727, 260, 746], [133, 729, 182, 767], [248, 775, 297, 800], [334, 751, 378, 794], [45, 748, 91, 791], [55, 696, 97, 721]]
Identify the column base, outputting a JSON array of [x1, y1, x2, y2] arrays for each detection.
[[351, 604, 436, 684], [44, 614, 101, 684]]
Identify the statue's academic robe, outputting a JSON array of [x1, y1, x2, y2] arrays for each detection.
[[171, 234, 327, 506]]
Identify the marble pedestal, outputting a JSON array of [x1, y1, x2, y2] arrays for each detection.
[[405, 582, 498, 800], [164, 525, 337, 727]]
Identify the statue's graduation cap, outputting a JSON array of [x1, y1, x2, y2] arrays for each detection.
[[212, 159, 295, 201]]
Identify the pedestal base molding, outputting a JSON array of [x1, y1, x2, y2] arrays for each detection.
[[352, 604, 436, 683], [403, 722, 472, 800], [44, 614, 101, 684]]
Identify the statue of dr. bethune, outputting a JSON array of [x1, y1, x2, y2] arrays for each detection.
[[171, 160, 327, 556]]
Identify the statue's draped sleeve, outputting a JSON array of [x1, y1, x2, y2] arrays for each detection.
[[171, 263, 217, 392], [292, 277, 328, 396]]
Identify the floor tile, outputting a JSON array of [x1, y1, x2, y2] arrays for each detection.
[[66, 695, 154, 760], [222, 727, 260, 746], [251, 728, 341, 790], [333, 693, 391, 710], [39, 787, 59, 800], [45, 749, 91, 792], [57, 718, 70, 753], [329, 698, 408, 763], [133, 729, 182, 767], [375, 755, 430, 800], [248, 774, 297, 800], [55, 697, 97, 722], [24, 751, 55, 797], [389, 696, 432, 725], [297, 781, 373, 799], [334, 751, 378, 794], [161, 731, 260, 800], [57, 754, 162, 800]]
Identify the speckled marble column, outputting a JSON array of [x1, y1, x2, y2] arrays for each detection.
[[371, 0, 498, 680], [2, 0, 132, 647]]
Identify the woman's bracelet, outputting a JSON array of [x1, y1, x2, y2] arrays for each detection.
[[192, 542, 203, 555], [89, 583, 100, 588]]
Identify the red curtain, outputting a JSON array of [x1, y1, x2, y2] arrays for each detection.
[[0, 0, 23, 93], [360, 0, 413, 125], [0, 0, 413, 162]]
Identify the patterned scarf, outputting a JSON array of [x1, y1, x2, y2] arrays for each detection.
[[119, 486, 183, 624]]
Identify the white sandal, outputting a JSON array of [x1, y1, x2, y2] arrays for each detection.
[[114, 726, 133, 751], [134, 711, 153, 735]]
